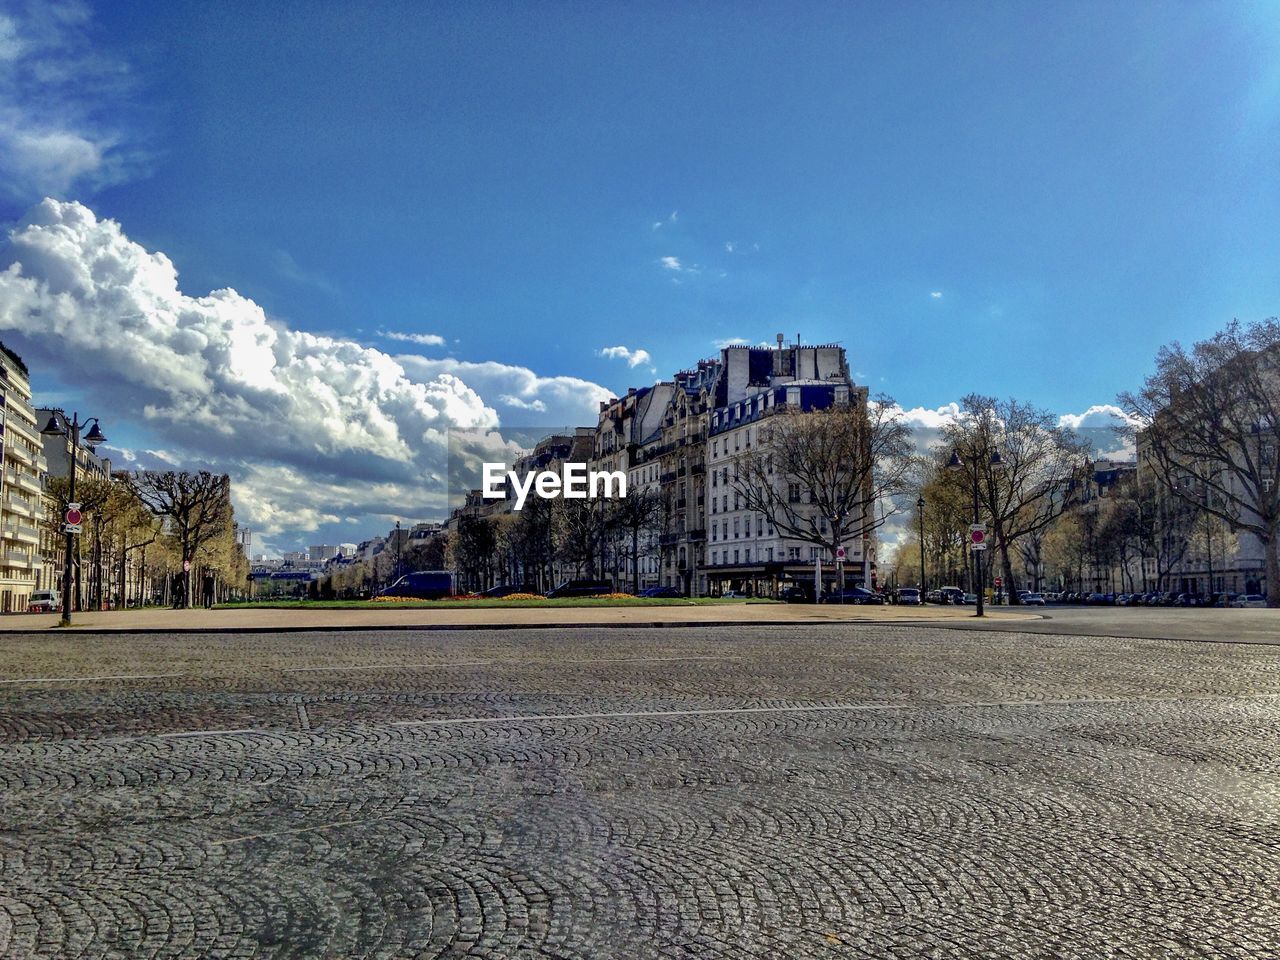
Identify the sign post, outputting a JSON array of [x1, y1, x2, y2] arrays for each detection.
[[969, 524, 987, 617]]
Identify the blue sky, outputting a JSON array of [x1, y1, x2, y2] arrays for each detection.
[[1, 0, 1278, 550]]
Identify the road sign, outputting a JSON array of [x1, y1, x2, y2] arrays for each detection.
[[65, 507, 82, 526], [969, 525, 986, 547], [994, 577, 1003, 587], [64, 523, 82, 535], [835, 546, 846, 561], [971, 542, 987, 552]]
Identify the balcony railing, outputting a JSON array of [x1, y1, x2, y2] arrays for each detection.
[[4, 496, 34, 519], [3, 524, 39, 545], [5, 444, 33, 467]]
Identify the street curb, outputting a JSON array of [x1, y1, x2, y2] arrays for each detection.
[[0, 616, 1041, 637]]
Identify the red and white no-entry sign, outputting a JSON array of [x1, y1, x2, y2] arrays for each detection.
[[65, 506, 82, 526], [835, 546, 846, 561]]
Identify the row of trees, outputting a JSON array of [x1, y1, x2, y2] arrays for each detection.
[[892, 318, 1278, 605], [449, 490, 667, 594], [45, 469, 247, 610]]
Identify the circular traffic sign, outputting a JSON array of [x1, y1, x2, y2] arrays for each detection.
[[970, 529, 985, 544], [835, 546, 847, 561], [65, 508, 82, 526]]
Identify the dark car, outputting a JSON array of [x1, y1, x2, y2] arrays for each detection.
[[378, 570, 453, 599], [820, 587, 884, 605], [780, 586, 812, 604], [637, 585, 683, 598], [479, 583, 535, 598], [546, 579, 613, 599]]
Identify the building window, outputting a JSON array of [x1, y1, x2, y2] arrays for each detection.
[[766, 547, 774, 562], [788, 546, 801, 561], [745, 549, 751, 563], [788, 483, 801, 503], [733, 549, 740, 563]]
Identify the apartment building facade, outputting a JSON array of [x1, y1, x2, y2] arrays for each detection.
[[0, 346, 49, 612]]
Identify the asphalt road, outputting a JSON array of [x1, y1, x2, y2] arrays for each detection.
[[1, 624, 1277, 958], [932, 604, 1279, 644]]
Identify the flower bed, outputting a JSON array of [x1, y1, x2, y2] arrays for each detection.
[[499, 593, 545, 601]]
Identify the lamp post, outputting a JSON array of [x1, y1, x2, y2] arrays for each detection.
[[948, 445, 1005, 618], [40, 411, 107, 627], [395, 519, 403, 584], [916, 496, 926, 599]]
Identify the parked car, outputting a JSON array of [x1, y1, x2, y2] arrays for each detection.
[[720, 589, 750, 599], [820, 587, 884, 605], [780, 586, 812, 604], [896, 588, 922, 606], [378, 570, 453, 599], [479, 583, 535, 598], [937, 586, 965, 605], [961, 593, 977, 605], [1021, 592, 1046, 606], [638, 585, 684, 598], [1232, 594, 1267, 608], [27, 589, 59, 613], [546, 579, 613, 599]]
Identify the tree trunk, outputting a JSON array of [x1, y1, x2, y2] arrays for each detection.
[[1000, 542, 1018, 604], [1265, 536, 1279, 608]]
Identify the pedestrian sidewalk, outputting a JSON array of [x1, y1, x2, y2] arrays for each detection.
[[0, 604, 1038, 633]]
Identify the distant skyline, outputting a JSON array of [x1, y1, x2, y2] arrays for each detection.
[[1, 0, 1278, 551]]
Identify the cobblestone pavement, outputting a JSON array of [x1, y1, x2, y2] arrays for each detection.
[[0, 626, 1278, 958]]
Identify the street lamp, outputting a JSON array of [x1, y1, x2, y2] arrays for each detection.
[[915, 496, 926, 599], [40, 411, 107, 627], [948, 446, 1005, 617], [395, 519, 403, 584]]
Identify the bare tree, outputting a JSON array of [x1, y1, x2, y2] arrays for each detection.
[[1119, 319, 1280, 605], [942, 394, 1087, 603], [607, 488, 664, 593], [126, 471, 232, 608], [731, 396, 913, 587]]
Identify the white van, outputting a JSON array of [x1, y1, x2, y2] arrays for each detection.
[[28, 590, 59, 612]]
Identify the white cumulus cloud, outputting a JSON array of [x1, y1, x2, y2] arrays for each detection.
[[0, 199, 609, 542], [381, 330, 447, 347], [599, 345, 653, 369]]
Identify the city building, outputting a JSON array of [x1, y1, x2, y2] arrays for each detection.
[[0, 346, 50, 612]]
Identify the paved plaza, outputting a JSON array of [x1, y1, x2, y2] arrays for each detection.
[[0, 622, 1278, 958]]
